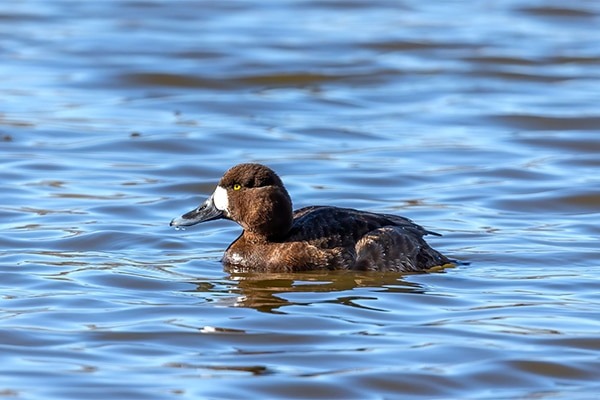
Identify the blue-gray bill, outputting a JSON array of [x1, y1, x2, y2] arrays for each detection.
[[169, 196, 223, 228]]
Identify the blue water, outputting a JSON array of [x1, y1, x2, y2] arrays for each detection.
[[1, 1, 599, 399]]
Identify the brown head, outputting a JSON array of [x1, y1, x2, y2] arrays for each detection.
[[170, 163, 293, 240]]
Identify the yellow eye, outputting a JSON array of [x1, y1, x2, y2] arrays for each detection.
[[233, 183, 241, 191]]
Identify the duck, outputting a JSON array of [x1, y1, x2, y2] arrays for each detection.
[[170, 163, 451, 272]]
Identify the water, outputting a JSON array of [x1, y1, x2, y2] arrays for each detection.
[[2, 1, 599, 398]]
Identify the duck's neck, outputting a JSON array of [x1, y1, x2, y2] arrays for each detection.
[[243, 186, 293, 241]]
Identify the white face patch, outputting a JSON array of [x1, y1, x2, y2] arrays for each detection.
[[212, 185, 229, 212]]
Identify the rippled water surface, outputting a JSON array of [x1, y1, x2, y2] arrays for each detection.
[[2, 1, 600, 399]]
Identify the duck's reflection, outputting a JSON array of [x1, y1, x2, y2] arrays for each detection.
[[196, 270, 428, 313]]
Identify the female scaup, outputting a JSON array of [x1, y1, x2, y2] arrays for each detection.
[[170, 163, 450, 272]]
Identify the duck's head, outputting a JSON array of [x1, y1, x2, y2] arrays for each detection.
[[170, 163, 293, 240]]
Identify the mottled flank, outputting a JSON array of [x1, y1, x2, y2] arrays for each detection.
[[171, 163, 450, 272]]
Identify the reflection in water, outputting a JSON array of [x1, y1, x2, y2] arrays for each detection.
[[217, 271, 426, 312]]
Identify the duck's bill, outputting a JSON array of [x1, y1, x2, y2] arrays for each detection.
[[170, 196, 224, 228]]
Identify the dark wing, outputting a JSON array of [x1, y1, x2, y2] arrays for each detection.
[[288, 206, 435, 248], [288, 206, 449, 271]]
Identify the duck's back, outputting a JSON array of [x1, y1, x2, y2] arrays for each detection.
[[286, 206, 449, 271]]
